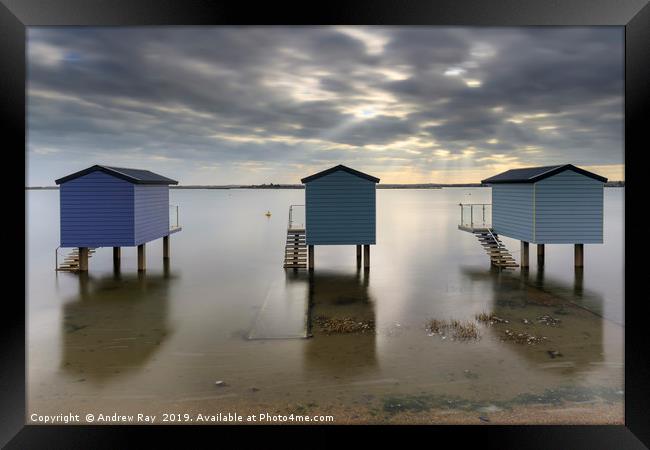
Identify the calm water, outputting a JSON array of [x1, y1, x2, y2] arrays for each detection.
[[27, 188, 624, 423]]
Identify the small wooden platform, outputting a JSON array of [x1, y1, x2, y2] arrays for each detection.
[[169, 226, 183, 235], [458, 225, 492, 233]]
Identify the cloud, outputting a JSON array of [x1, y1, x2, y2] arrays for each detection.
[[27, 26, 624, 185]]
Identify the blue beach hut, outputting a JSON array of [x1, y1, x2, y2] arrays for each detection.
[[463, 164, 607, 269], [283, 165, 379, 270], [55, 165, 181, 272]]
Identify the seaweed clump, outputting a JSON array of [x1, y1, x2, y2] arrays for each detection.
[[426, 319, 480, 341], [313, 315, 375, 334], [475, 312, 509, 325], [501, 329, 547, 345]]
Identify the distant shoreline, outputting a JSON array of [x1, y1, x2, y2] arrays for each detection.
[[25, 181, 625, 190]]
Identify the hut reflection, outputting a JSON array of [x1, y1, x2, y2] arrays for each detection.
[[461, 266, 605, 372], [60, 271, 175, 383], [286, 269, 378, 375]]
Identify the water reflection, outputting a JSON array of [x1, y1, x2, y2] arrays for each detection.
[[286, 270, 378, 375], [461, 266, 605, 371], [60, 271, 175, 383]]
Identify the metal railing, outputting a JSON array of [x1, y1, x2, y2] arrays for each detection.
[[459, 203, 492, 229], [288, 204, 305, 230], [170, 204, 180, 230]]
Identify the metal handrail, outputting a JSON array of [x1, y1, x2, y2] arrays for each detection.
[[458, 203, 491, 228], [288, 204, 305, 230], [170, 204, 180, 229]]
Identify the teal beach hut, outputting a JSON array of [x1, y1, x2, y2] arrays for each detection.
[[283, 165, 379, 270]]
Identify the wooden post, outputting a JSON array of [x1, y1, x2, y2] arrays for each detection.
[[113, 247, 121, 263], [520, 241, 529, 268], [78, 247, 89, 272], [138, 243, 146, 271], [308, 245, 314, 271], [363, 244, 370, 269], [574, 267, 584, 297], [537, 244, 545, 268], [574, 243, 584, 268], [163, 235, 170, 259], [356, 245, 362, 268]]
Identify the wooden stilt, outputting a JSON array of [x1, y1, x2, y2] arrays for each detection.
[[138, 243, 146, 271], [356, 245, 362, 268], [163, 235, 170, 259], [520, 241, 529, 268], [574, 243, 584, 268], [363, 244, 370, 269], [574, 267, 584, 297], [308, 245, 314, 271], [113, 247, 121, 263], [78, 247, 89, 272], [537, 244, 545, 267]]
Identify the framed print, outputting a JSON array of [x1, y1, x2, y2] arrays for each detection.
[[2, 0, 649, 447]]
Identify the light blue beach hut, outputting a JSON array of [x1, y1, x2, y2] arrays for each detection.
[[459, 164, 607, 269]]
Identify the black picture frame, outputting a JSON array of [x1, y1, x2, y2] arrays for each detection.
[[2, 0, 648, 447]]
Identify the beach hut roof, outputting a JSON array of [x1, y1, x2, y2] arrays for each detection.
[[301, 164, 380, 184], [481, 164, 607, 184], [55, 165, 179, 185]]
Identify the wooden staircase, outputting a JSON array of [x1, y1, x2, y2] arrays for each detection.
[[57, 247, 96, 272], [474, 230, 518, 269], [283, 229, 307, 269]]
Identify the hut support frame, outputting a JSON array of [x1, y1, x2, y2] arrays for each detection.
[[78, 247, 89, 272], [363, 245, 370, 269], [537, 244, 545, 267], [163, 235, 170, 259], [520, 241, 529, 268], [138, 243, 146, 271], [575, 244, 584, 268]]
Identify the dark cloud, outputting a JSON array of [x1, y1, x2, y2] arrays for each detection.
[[27, 26, 623, 184]]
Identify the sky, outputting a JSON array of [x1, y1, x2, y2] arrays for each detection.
[[27, 27, 624, 186]]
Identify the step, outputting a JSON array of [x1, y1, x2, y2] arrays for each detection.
[[479, 239, 503, 245], [283, 264, 307, 268]]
